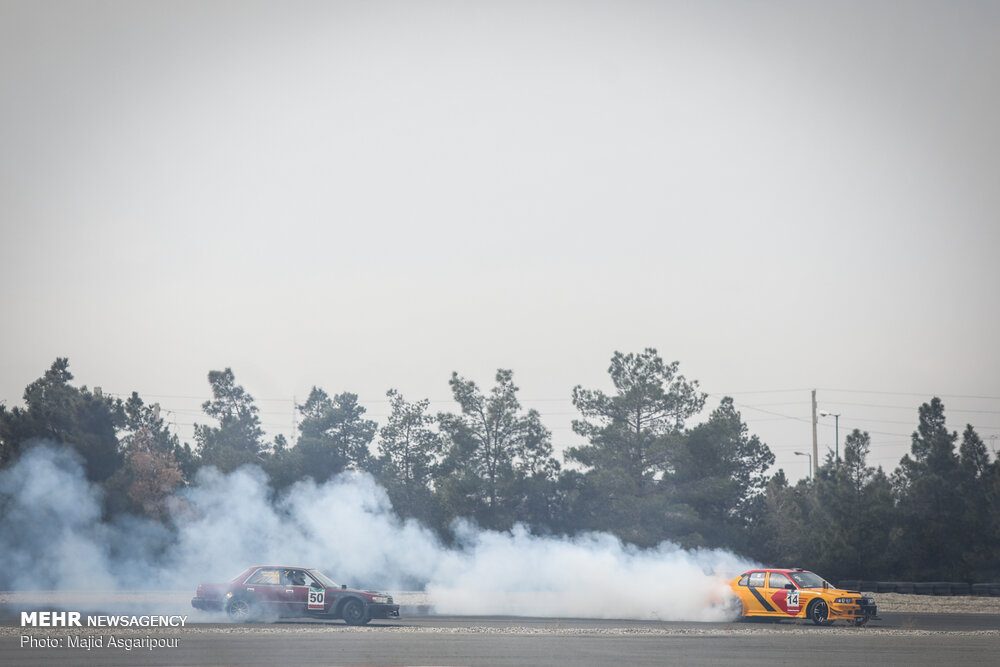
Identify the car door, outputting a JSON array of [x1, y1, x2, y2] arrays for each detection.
[[743, 571, 775, 616], [278, 569, 322, 616], [243, 568, 285, 613], [766, 572, 802, 618]]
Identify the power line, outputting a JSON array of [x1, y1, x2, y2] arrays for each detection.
[[819, 388, 1000, 401], [103, 386, 1000, 443], [820, 400, 1000, 415], [706, 388, 813, 395]]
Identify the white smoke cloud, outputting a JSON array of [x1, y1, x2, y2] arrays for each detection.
[[0, 445, 118, 591], [166, 464, 444, 591], [0, 443, 755, 621], [428, 524, 744, 621]]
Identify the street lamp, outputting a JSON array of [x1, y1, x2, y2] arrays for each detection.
[[819, 411, 841, 462], [794, 451, 812, 480]]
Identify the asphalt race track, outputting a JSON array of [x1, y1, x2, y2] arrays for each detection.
[[3, 613, 999, 667]]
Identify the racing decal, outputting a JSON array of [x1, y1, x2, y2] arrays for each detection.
[[769, 589, 801, 615], [787, 589, 800, 609], [749, 586, 775, 612], [307, 589, 325, 611]]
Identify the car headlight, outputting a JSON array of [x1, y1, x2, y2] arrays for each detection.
[[834, 597, 855, 604], [225, 592, 233, 599], [371, 595, 390, 604]]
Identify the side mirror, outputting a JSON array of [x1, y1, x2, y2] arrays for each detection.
[[785, 584, 796, 590], [341, 584, 347, 590]]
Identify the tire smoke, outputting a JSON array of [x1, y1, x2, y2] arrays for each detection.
[[0, 443, 752, 621]]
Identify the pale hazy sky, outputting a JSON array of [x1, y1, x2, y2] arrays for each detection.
[[2, 1, 998, 481]]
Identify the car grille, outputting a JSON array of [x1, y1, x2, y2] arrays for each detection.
[[857, 596, 877, 616]]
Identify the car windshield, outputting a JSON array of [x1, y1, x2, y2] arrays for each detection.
[[309, 569, 339, 589], [788, 571, 829, 589]]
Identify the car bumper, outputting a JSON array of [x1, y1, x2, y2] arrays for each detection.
[[367, 603, 400, 619], [830, 603, 878, 620], [191, 598, 223, 611], [858, 602, 879, 619]]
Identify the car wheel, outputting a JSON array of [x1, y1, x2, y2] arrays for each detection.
[[807, 599, 832, 626], [341, 598, 368, 626], [853, 616, 869, 627], [226, 596, 256, 622]]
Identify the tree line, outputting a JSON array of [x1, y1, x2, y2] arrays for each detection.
[[1, 351, 997, 584]]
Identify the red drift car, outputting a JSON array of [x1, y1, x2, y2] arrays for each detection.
[[191, 565, 400, 625]]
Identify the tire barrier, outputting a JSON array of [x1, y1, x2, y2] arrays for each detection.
[[932, 582, 955, 595], [971, 583, 1000, 597], [838, 580, 997, 596]]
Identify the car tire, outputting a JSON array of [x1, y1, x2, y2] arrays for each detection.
[[341, 598, 368, 626], [853, 616, 869, 627], [226, 596, 257, 623], [807, 599, 832, 626]]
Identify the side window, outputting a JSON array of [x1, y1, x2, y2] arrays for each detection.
[[748, 572, 766, 588], [738, 574, 750, 587], [281, 569, 308, 586], [768, 572, 793, 589], [248, 568, 280, 585]]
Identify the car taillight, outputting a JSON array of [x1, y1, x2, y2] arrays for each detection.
[[196, 584, 204, 597]]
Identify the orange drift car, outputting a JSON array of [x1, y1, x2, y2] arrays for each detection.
[[730, 568, 878, 626]]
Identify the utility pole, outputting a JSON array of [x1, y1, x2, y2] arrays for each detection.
[[811, 389, 818, 478]]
